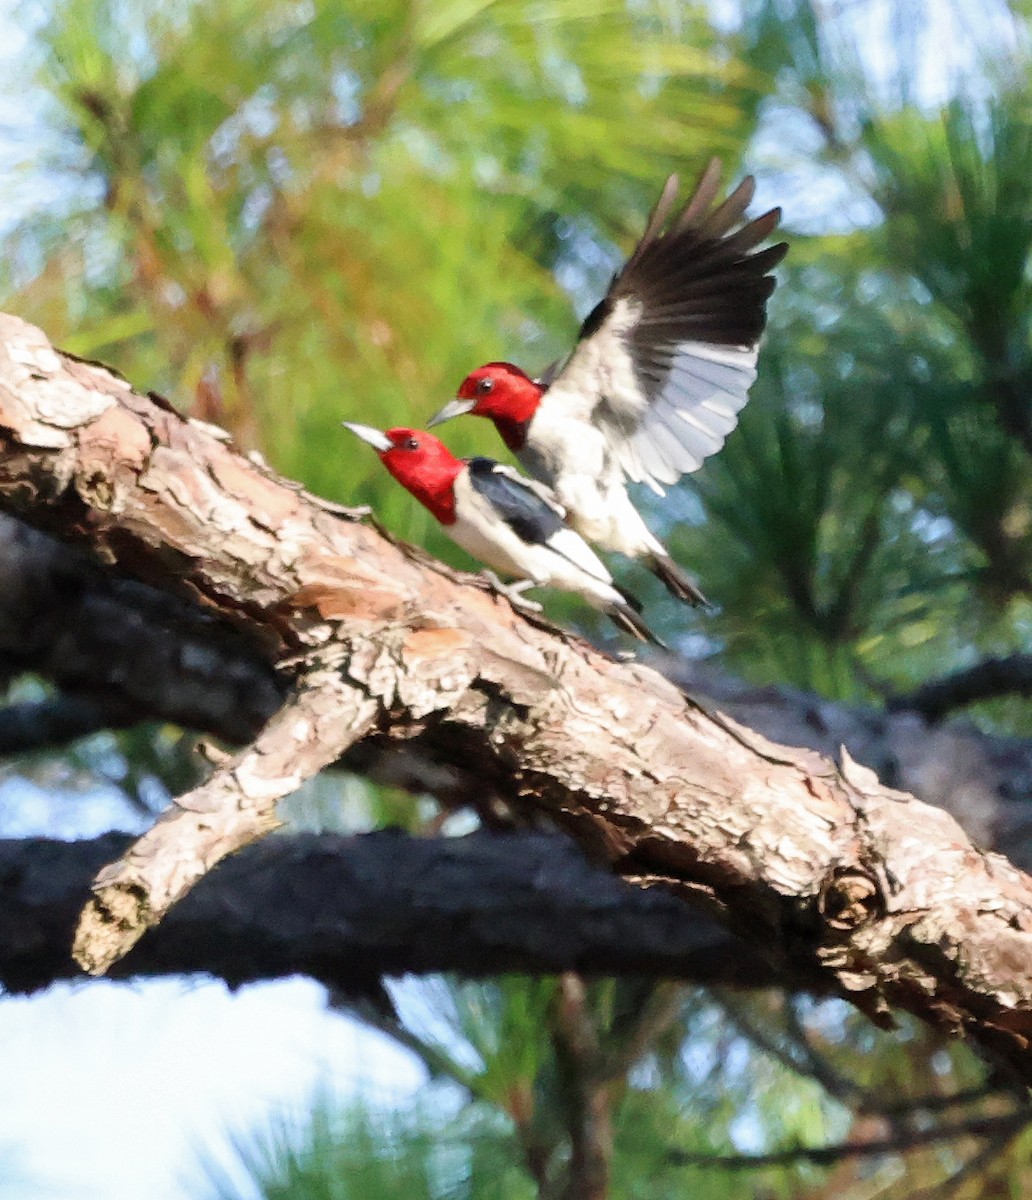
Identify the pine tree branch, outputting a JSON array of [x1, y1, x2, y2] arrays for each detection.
[[713, 993, 866, 1108], [72, 661, 378, 973], [0, 511, 284, 743], [0, 514, 1028, 874], [665, 1110, 1032, 1170], [889, 654, 1032, 721], [0, 831, 776, 995], [3, 312, 1032, 1080]]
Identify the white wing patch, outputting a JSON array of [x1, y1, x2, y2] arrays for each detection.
[[529, 168, 783, 500], [543, 298, 646, 425], [487, 461, 568, 517], [617, 341, 759, 493], [448, 466, 624, 610], [541, 299, 761, 495], [543, 525, 614, 586]]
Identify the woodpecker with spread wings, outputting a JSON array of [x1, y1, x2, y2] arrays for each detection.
[[343, 423, 663, 645], [429, 160, 787, 606]]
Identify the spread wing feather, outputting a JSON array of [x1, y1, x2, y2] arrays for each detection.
[[542, 159, 787, 494]]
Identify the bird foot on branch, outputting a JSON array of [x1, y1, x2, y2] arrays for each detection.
[[481, 571, 544, 613]]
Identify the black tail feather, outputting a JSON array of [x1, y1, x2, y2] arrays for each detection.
[[607, 599, 667, 649], [614, 582, 644, 613], [649, 554, 709, 607]]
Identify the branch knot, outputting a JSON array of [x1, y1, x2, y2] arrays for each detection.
[[818, 867, 884, 933]]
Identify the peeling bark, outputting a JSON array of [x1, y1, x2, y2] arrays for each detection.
[[661, 662, 1032, 863], [0, 515, 1028, 867], [2, 312, 1032, 1079], [73, 663, 378, 973]]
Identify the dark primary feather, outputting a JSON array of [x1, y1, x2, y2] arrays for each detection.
[[541, 165, 784, 398], [467, 458, 565, 545], [544, 159, 788, 493], [569, 162, 785, 356], [600, 168, 787, 352], [568, 162, 787, 377]]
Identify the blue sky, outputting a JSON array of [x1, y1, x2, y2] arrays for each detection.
[[0, 771, 430, 1200]]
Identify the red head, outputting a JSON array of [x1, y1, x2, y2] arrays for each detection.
[[428, 362, 544, 452], [342, 424, 463, 525]]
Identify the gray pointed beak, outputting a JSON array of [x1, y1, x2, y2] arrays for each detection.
[[427, 398, 476, 429], [342, 421, 393, 452]]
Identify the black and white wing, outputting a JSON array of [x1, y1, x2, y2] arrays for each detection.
[[466, 458, 566, 543], [544, 159, 787, 494], [466, 458, 610, 581]]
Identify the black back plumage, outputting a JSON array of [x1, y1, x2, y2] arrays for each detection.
[[466, 457, 565, 546]]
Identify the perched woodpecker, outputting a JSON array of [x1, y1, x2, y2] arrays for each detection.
[[343, 422, 663, 645], [428, 159, 787, 606]]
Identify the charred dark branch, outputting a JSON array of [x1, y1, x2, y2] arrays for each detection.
[[888, 654, 1032, 723], [0, 830, 784, 995], [0, 513, 284, 744], [0, 695, 131, 753]]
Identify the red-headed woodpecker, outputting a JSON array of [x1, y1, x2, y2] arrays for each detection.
[[428, 160, 787, 606], [343, 422, 663, 645]]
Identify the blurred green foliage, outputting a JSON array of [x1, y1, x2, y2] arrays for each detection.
[[5, 0, 756, 563]]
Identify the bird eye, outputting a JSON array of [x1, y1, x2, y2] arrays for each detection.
[[476, 377, 495, 395], [404, 437, 420, 450]]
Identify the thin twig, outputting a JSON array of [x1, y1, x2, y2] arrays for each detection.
[[552, 974, 612, 1200], [666, 1111, 1032, 1171], [72, 662, 378, 974], [867, 1083, 1012, 1120], [904, 1127, 1023, 1200], [715, 994, 865, 1107], [598, 982, 686, 1082]]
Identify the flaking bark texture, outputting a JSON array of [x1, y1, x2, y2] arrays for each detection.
[[72, 662, 378, 974], [0, 515, 1026, 869], [0, 515, 1027, 866], [2, 313, 1032, 1077]]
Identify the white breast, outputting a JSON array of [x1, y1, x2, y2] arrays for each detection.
[[519, 412, 663, 560]]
